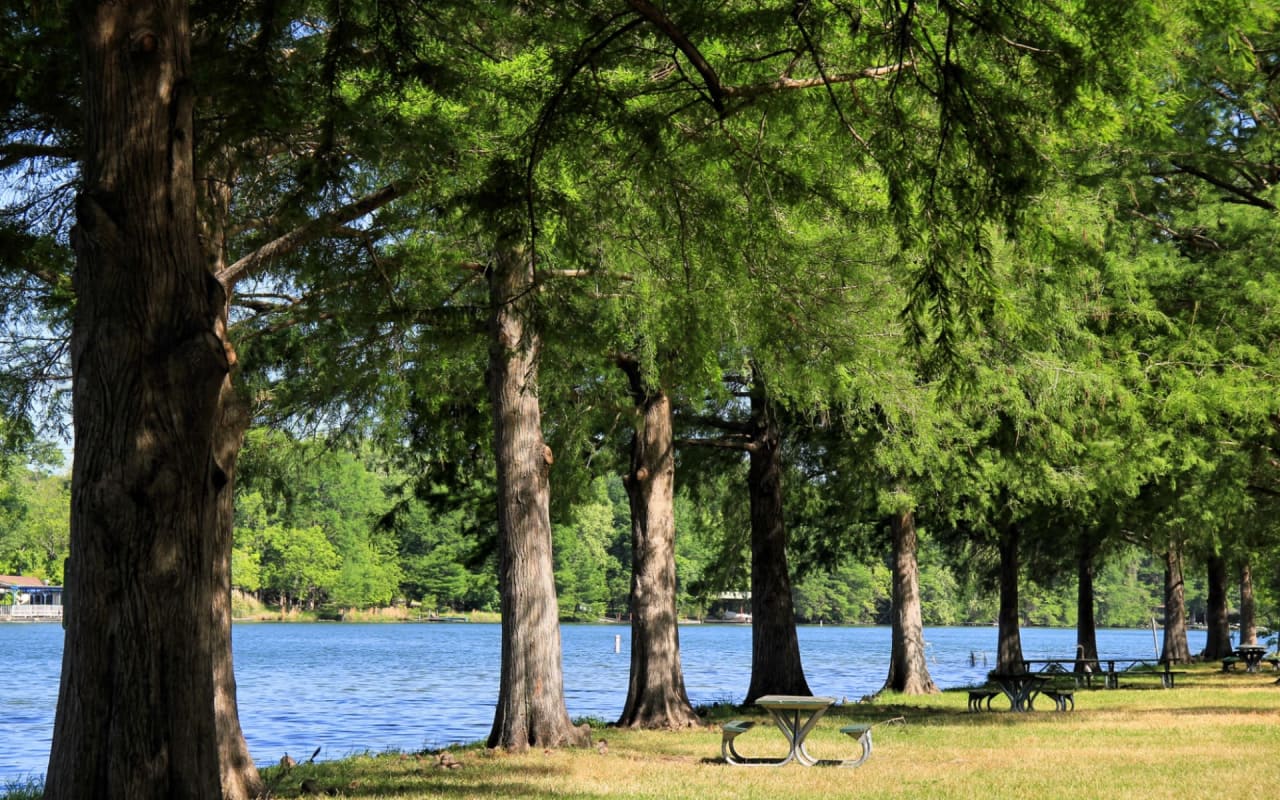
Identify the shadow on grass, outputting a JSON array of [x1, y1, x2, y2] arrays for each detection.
[[260, 758, 573, 799]]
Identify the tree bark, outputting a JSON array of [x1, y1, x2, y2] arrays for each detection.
[[1203, 554, 1232, 659], [995, 523, 1024, 673], [883, 508, 937, 694], [1239, 561, 1257, 646], [199, 144, 263, 800], [485, 234, 587, 751], [1161, 547, 1192, 663], [743, 384, 811, 704], [211, 390, 263, 799], [48, 2, 227, 796], [615, 361, 700, 729], [1075, 539, 1099, 673]]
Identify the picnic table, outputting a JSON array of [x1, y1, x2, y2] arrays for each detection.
[[1020, 657, 1181, 688], [987, 672, 1050, 712], [1233, 645, 1268, 673], [721, 695, 873, 768]]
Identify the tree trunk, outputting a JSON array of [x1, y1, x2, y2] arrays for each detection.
[[744, 385, 811, 704], [1203, 554, 1232, 659], [211, 391, 263, 799], [200, 146, 263, 800], [883, 508, 937, 694], [615, 362, 700, 729], [1161, 547, 1191, 663], [1075, 539, 1099, 673], [48, 2, 226, 796], [995, 523, 1024, 673], [485, 234, 587, 751], [1239, 561, 1257, 646]]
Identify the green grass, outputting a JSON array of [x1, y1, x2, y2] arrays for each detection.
[[10, 664, 1280, 799]]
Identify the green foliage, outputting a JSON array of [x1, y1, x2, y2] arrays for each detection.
[[0, 465, 68, 583]]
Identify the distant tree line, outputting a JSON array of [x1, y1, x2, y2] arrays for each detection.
[[0, 436, 1233, 630]]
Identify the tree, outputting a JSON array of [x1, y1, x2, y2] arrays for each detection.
[[743, 381, 813, 701], [1203, 554, 1233, 659], [485, 230, 588, 750], [46, 0, 229, 796], [1162, 546, 1193, 663], [884, 508, 937, 693], [614, 358, 700, 728]]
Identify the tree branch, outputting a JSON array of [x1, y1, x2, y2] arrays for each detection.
[[0, 142, 76, 170], [681, 414, 753, 435], [723, 63, 912, 99], [217, 181, 409, 288], [627, 0, 727, 112], [629, 0, 911, 115], [1171, 160, 1277, 211], [676, 436, 757, 453]]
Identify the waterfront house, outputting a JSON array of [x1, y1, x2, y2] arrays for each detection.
[[0, 575, 63, 621]]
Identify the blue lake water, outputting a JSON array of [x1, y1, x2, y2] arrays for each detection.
[[0, 621, 1205, 784]]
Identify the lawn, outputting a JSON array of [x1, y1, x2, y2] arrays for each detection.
[[247, 662, 1280, 799], [8, 663, 1279, 799]]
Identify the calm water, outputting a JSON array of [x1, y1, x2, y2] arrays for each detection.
[[0, 621, 1206, 783]]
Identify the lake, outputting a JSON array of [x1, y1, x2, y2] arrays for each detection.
[[0, 621, 1206, 784]]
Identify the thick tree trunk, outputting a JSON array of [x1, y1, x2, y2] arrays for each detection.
[[995, 523, 1024, 673], [883, 508, 937, 694], [48, 2, 227, 797], [744, 387, 811, 704], [1161, 547, 1192, 663], [615, 363, 700, 729], [1239, 561, 1257, 646], [1075, 540, 1099, 673], [485, 235, 587, 751], [1203, 554, 1232, 659]]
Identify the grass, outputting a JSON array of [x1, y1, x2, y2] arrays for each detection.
[[255, 663, 1280, 800], [9, 663, 1280, 799]]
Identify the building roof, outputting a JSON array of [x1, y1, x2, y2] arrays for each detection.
[[0, 575, 47, 588]]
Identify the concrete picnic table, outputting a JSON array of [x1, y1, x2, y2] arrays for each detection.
[[721, 695, 873, 767]]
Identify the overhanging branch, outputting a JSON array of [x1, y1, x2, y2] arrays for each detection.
[[628, 0, 908, 114], [1171, 160, 1277, 211], [217, 181, 409, 289]]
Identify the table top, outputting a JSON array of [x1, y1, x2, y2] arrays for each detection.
[[1021, 657, 1170, 670], [987, 672, 1049, 683], [755, 695, 836, 710], [1236, 645, 1267, 653]]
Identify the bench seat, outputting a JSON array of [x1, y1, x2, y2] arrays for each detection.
[[1110, 669, 1185, 688], [838, 725, 873, 768], [967, 688, 1000, 712], [1036, 688, 1075, 711], [721, 720, 755, 764]]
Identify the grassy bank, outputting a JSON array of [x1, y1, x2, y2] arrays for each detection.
[[247, 662, 1279, 800], [230, 592, 501, 624], [9, 663, 1278, 799]]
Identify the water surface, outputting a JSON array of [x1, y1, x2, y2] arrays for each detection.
[[0, 621, 1206, 783]]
